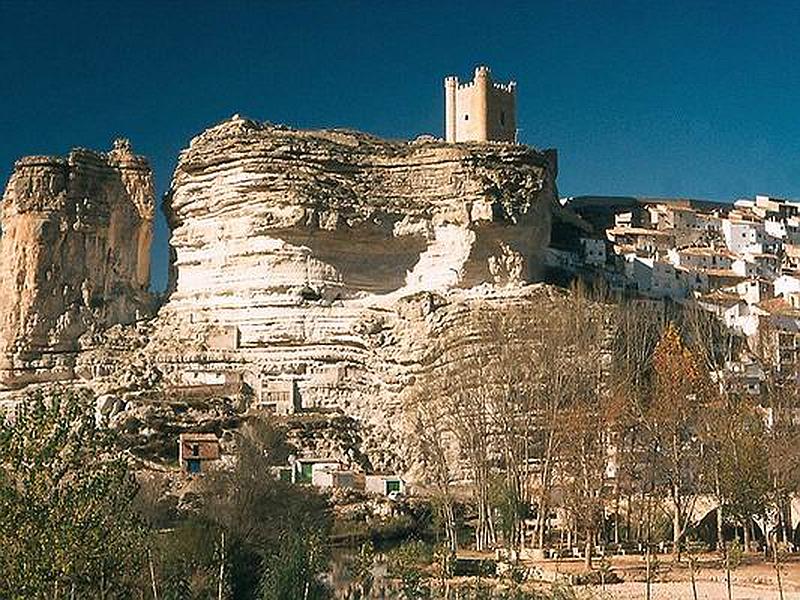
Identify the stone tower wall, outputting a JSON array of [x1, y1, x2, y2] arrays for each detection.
[[444, 66, 516, 143]]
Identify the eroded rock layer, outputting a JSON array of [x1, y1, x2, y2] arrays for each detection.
[[162, 116, 556, 329], [142, 117, 560, 471], [0, 139, 155, 388], [0, 117, 562, 474]]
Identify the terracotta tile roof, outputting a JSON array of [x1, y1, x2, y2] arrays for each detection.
[[607, 227, 672, 237], [179, 432, 219, 442], [680, 246, 737, 259], [698, 290, 743, 307], [756, 297, 800, 317], [703, 269, 747, 279]]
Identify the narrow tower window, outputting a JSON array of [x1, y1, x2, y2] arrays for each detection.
[[500, 111, 506, 126], [464, 114, 469, 120]]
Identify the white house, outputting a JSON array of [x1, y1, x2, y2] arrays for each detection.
[[783, 244, 800, 273], [765, 218, 787, 240], [312, 468, 358, 490], [365, 474, 406, 497], [697, 290, 749, 332], [651, 261, 687, 299], [622, 254, 654, 294], [291, 457, 343, 484], [722, 219, 779, 255], [673, 246, 735, 271], [734, 279, 773, 306], [774, 275, 800, 308]]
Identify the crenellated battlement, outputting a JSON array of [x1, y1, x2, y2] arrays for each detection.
[[443, 65, 517, 143], [492, 81, 516, 93]]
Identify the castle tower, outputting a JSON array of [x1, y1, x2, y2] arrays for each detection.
[[444, 65, 516, 143]]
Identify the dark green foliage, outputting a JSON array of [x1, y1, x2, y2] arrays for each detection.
[[150, 518, 221, 599], [258, 531, 330, 600], [200, 418, 333, 599], [386, 540, 434, 600], [490, 476, 531, 551], [0, 387, 147, 599]]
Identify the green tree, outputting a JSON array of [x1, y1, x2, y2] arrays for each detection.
[[258, 531, 330, 600], [201, 417, 332, 599], [0, 387, 147, 599]]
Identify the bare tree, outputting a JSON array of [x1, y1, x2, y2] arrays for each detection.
[[648, 322, 710, 557], [406, 381, 459, 552]]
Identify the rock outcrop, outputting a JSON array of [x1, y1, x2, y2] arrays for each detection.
[[0, 139, 155, 388], [164, 117, 557, 315], [0, 117, 562, 474], [140, 117, 559, 471]]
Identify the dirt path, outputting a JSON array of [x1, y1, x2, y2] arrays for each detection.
[[582, 580, 799, 599]]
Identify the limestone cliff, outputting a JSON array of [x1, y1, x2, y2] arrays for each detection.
[[0, 117, 561, 474], [0, 139, 155, 388], [162, 116, 557, 337], [141, 117, 559, 471]]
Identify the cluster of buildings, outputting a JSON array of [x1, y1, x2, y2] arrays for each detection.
[[177, 431, 405, 497], [550, 194, 800, 382]]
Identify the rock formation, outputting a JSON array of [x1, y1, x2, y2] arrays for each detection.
[[0, 139, 155, 389], [0, 116, 562, 474], [138, 116, 559, 471]]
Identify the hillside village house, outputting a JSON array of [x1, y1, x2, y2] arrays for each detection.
[[283, 455, 406, 496], [291, 457, 343, 484], [365, 474, 406, 497], [775, 275, 800, 307], [783, 245, 800, 272], [579, 238, 606, 266], [178, 432, 221, 474], [243, 372, 299, 415], [312, 468, 358, 490]]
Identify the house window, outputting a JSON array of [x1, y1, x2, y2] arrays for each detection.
[[187, 459, 201, 474], [386, 479, 401, 494], [191, 444, 199, 456]]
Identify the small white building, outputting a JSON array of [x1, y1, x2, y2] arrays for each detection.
[[650, 261, 687, 299], [765, 218, 787, 240], [722, 218, 777, 255], [672, 246, 735, 271], [365, 474, 406, 497], [734, 279, 773, 306], [312, 468, 358, 490], [775, 275, 800, 308], [725, 358, 765, 396], [622, 253, 654, 294], [292, 457, 343, 484], [614, 211, 635, 229], [246, 376, 299, 415], [663, 205, 699, 230], [783, 245, 800, 272]]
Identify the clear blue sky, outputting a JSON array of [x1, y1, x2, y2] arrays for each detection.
[[2, 1, 799, 291]]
